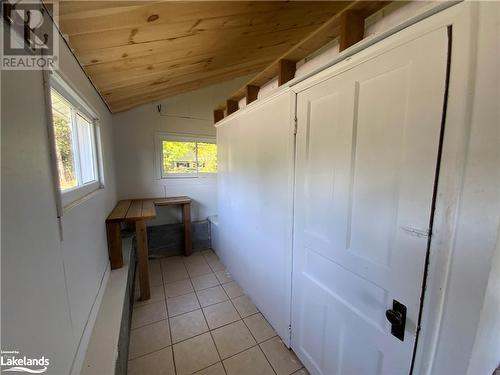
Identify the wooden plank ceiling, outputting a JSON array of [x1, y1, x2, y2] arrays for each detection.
[[57, 1, 356, 113]]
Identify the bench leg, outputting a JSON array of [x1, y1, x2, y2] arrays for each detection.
[[135, 220, 151, 300], [106, 222, 123, 269], [182, 203, 192, 256]]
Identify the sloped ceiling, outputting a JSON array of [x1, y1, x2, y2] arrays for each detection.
[[57, 1, 353, 112]]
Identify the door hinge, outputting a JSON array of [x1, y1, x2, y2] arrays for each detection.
[[293, 116, 298, 135]]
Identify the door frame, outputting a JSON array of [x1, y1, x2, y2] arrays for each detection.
[[289, 3, 479, 374]]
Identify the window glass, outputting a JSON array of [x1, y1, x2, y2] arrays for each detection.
[[50, 89, 77, 190], [197, 142, 217, 173], [163, 141, 197, 174], [50, 87, 100, 198], [76, 114, 96, 184], [160, 138, 217, 177]]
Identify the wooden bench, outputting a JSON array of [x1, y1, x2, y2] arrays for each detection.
[[106, 196, 192, 300]]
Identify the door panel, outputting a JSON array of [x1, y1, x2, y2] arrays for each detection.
[[292, 28, 448, 375], [217, 92, 295, 345]]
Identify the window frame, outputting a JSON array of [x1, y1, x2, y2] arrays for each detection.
[[155, 132, 217, 179], [49, 73, 103, 208]]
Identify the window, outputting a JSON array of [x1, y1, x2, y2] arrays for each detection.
[[156, 134, 217, 178], [49, 76, 102, 207]]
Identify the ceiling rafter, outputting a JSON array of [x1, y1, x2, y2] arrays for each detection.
[[214, 1, 390, 118]]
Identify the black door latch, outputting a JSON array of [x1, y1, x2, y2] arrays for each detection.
[[385, 299, 407, 341]]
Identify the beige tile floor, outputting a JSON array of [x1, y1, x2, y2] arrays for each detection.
[[129, 249, 308, 375]]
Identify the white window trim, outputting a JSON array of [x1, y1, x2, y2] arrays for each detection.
[[154, 132, 217, 179], [51, 73, 95, 122], [49, 72, 104, 209]]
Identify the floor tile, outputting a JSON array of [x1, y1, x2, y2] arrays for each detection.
[[222, 281, 244, 299], [196, 285, 228, 307], [135, 268, 163, 288], [167, 292, 200, 317], [150, 270, 164, 287], [132, 301, 167, 329], [162, 261, 188, 273], [207, 259, 225, 272], [164, 279, 194, 298], [223, 346, 275, 375], [163, 267, 189, 284], [203, 301, 240, 330], [260, 336, 302, 375], [232, 295, 258, 318], [214, 270, 233, 284], [163, 261, 188, 273], [161, 256, 184, 268], [212, 321, 256, 359], [244, 313, 276, 343], [170, 309, 209, 344], [149, 258, 161, 271], [147, 259, 161, 280], [194, 362, 225, 375], [127, 347, 175, 375], [187, 262, 213, 278], [173, 332, 220, 375], [191, 273, 219, 291], [203, 252, 220, 264], [292, 368, 310, 375], [134, 285, 165, 308], [184, 253, 208, 267], [129, 320, 170, 359], [129, 251, 287, 374]]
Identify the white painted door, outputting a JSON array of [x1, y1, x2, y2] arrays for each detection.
[[217, 92, 295, 345], [291, 28, 449, 375]]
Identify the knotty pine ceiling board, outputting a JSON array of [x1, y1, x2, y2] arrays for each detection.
[[58, 1, 353, 112]]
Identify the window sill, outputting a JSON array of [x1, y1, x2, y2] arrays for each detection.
[[160, 174, 217, 180], [63, 184, 104, 212]]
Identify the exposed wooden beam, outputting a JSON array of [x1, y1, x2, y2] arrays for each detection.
[[339, 10, 366, 51], [226, 100, 239, 115], [278, 60, 296, 86], [246, 85, 260, 105], [214, 109, 224, 123], [215, 1, 390, 113]]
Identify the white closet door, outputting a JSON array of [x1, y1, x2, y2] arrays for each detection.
[[292, 28, 449, 375], [217, 92, 295, 345]]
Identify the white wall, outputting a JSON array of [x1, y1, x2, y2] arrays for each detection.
[[1, 15, 117, 375], [112, 76, 251, 225]]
